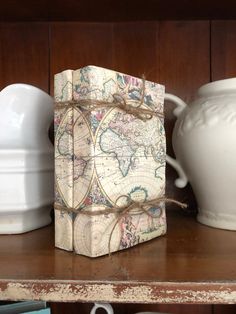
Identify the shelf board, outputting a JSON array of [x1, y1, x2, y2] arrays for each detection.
[[1, 0, 236, 21], [0, 209, 235, 304]]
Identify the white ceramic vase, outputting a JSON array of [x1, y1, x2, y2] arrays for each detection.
[[166, 78, 236, 231], [0, 84, 54, 234]]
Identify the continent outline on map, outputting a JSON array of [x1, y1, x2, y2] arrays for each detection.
[[93, 106, 166, 207], [55, 107, 95, 209]]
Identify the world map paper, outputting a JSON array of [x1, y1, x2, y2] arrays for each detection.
[[54, 66, 167, 257]]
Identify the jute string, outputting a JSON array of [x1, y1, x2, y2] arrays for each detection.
[[55, 77, 187, 255], [54, 78, 163, 121], [54, 197, 187, 255]]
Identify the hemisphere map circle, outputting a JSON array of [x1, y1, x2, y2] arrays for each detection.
[[94, 108, 166, 207]]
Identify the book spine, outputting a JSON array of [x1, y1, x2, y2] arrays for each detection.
[[54, 70, 74, 251]]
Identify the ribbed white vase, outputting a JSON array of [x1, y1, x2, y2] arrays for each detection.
[[0, 84, 54, 234]]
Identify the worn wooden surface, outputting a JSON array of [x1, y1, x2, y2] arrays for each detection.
[[0, 210, 235, 304]]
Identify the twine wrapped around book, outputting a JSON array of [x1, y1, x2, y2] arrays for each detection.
[[54, 77, 187, 255], [54, 78, 163, 121], [54, 196, 187, 255]]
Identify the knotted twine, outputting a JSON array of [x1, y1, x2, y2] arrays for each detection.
[[54, 197, 187, 255], [54, 78, 163, 121], [54, 78, 187, 255]]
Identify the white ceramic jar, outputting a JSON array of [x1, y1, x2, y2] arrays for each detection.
[[0, 84, 54, 234], [166, 78, 236, 231]]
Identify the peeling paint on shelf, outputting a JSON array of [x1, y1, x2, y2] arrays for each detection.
[[0, 281, 236, 304]]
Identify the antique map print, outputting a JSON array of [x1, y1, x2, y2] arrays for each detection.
[[54, 66, 166, 257]]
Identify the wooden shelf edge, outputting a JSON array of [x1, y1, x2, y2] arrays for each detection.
[[0, 280, 236, 304]]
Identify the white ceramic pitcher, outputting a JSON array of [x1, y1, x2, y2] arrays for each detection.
[[0, 84, 54, 234], [165, 78, 236, 231]]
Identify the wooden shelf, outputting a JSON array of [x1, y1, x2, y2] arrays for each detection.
[[1, 0, 236, 21], [0, 209, 235, 304]]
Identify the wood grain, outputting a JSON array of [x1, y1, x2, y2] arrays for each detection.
[[159, 21, 210, 207], [115, 303, 212, 314], [0, 23, 49, 92], [50, 302, 93, 314], [213, 305, 236, 314], [50, 303, 213, 314], [1, 0, 236, 21], [112, 22, 158, 82], [211, 21, 236, 80], [160, 21, 210, 102], [50, 22, 112, 94], [0, 210, 235, 303]]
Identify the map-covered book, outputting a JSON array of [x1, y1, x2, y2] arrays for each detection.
[[54, 65, 166, 257]]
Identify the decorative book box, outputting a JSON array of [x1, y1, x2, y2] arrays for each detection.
[[54, 65, 166, 257]]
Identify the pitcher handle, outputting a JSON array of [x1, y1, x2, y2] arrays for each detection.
[[90, 303, 114, 314], [165, 93, 188, 188]]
